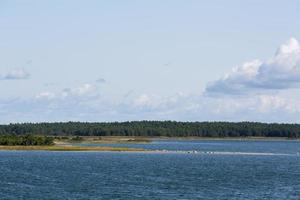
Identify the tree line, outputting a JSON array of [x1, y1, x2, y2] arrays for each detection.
[[0, 121, 299, 138]]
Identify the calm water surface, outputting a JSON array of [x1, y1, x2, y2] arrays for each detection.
[[1, 140, 300, 199]]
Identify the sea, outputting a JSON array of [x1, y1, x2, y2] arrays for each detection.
[[1, 140, 300, 199]]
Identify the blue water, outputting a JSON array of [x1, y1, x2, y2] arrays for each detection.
[[1, 140, 300, 199]]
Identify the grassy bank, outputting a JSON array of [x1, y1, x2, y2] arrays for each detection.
[[0, 145, 145, 152]]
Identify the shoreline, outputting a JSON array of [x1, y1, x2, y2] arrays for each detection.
[[1, 137, 300, 152], [0, 145, 145, 152]]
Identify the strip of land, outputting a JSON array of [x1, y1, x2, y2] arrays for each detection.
[[0, 145, 145, 152], [1, 146, 298, 157], [55, 136, 298, 145]]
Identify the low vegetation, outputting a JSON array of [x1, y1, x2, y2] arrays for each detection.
[[53, 136, 151, 144], [0, 135, 54, 146]]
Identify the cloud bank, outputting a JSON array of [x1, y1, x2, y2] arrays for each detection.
[[206, 38, 300, 95], [1, 91, 300, 123]]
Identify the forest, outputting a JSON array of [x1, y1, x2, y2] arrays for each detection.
[[0, 121, 300, 138]]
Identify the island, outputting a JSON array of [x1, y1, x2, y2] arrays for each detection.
[[0, 135, 145, 152]]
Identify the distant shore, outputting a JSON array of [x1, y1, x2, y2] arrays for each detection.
[[2, 121, 300, 138]]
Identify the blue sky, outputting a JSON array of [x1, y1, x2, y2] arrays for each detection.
[[1, 0, 300, 123]]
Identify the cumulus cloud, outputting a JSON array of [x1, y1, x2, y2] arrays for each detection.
[[0, 68, 30, 80], [206, 38, 300, 95]]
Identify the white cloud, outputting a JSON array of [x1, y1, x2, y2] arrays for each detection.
[[0, 68, 30, 80], [206, 38, 300, 95], [35, 92, 56, 100]]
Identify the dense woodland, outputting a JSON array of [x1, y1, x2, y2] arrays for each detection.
[[0, 135, 54, 146], [0, 121, 300, 138]]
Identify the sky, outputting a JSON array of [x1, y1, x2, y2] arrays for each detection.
[[1, 0, 300, 123]]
